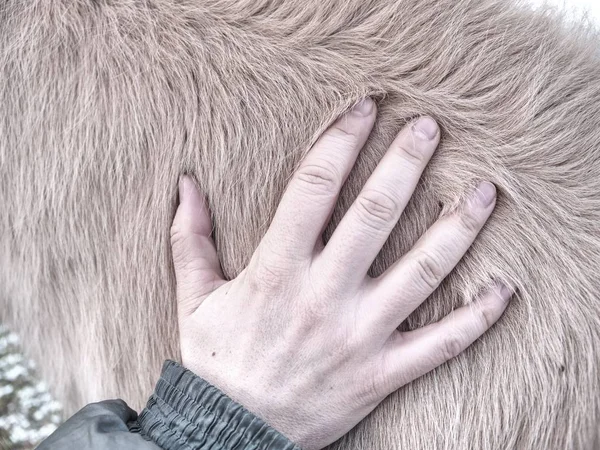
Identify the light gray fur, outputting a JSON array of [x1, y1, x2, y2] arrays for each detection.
[[1, 0, 599, 448]]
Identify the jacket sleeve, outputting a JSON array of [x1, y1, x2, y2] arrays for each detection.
[[36, 399, 162, 450], [37, 360, 303, 450]]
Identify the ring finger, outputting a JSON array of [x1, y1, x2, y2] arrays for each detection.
[[362, 181, 497, 339], [319, 116, 440, 285]]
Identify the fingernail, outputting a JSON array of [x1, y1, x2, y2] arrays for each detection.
[[474, 181, 496, 207], [353, 98, 374, 116], [412, 116, 438, 140], [498, 283, 514, 303]]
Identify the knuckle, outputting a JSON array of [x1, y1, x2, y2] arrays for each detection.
[[364, 377, 385, 404], [170, 224, 183, 248], [285, 314, 318, 344], [394, 140, 426, 166], [354, 367, 385, 405], [327, 123, 360, 147], [246, 251, 287, 294], [301, 279, 336, 323], [295, 162, 340, 197], [296, 298, 329, 327], [248, 264, 285, 293], [457, 208, 483, 235], [476, 302, 498, 330], [170, 225, 192, 263], [364, 355, 394, 403], [285, 297, 334, 344], [440, 332, 465, 361], [353, 346, 400, 406], [355, 189, 398, 230], [412, 251, 446, 290]]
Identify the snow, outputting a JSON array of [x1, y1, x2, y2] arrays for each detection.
[[0, 326, 61, 448]]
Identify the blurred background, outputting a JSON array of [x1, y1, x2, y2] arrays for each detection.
[[0, 326, 60, 449]]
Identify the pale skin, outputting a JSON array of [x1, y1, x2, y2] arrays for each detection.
[[170, 97, 512, 450]]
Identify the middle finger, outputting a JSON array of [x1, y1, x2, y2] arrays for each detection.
[[319, 117, 440, 284]]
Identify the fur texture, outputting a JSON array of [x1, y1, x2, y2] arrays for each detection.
[[1, 0, 599, 448]]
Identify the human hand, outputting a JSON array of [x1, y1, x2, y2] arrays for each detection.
[[170, 98, 512, 450]]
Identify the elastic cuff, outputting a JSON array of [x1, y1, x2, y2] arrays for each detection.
[[136, 360, 302, 450]]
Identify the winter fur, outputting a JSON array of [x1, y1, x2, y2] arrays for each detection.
[[1, 0, 599, 448]]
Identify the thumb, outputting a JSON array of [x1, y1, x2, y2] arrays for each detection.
[[170, 175, 226, 319]]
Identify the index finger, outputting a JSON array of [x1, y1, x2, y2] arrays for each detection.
[[262, 98, 376, 261]]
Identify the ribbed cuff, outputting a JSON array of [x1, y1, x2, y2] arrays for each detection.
[[136, 360, 302, 450]]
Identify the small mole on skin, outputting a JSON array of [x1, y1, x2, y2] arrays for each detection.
[[212, 352, 216, 357]]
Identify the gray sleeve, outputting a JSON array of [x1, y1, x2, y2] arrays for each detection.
[[36, 399, 162, 450], [37, 361, 303, 450], [134, 360, 302, 450]]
